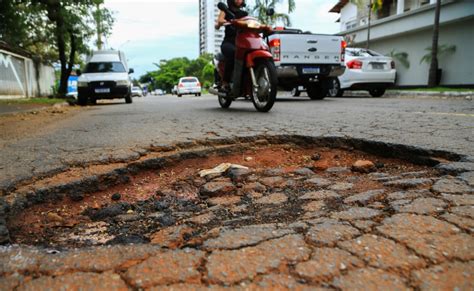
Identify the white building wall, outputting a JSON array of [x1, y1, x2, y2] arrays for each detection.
[[369, 18, 474, 86], [337, 0, 474, 86], [340, 3, 358, 31], [200, 0, 225, 56]]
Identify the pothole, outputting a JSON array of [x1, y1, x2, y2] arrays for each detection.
[[4, 135, 465, 249]]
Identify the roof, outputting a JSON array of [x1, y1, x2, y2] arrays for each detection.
[[329, 0, 349, 13], [0, 40, 32, 58]]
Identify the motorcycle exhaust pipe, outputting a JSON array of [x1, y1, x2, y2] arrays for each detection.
[[209, 87, 219, 95]]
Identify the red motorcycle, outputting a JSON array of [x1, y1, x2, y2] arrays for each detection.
[[213, 3, 277, 112]]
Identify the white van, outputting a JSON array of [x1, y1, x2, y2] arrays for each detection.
[[77, 50, 134, 105]]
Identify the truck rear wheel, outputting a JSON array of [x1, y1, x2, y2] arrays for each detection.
[[307, 83, 328, 100], [369, 88, 386, 97], [78, 94, 88, 106], [125, 94, 133, 104]]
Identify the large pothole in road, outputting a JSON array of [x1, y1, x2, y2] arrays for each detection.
[[7, 135, 471, 249]]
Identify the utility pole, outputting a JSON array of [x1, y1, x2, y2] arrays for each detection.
[[366, 0, 372, 49]]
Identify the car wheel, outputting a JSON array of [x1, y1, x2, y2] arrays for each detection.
[[369, 88, 386, 97], [125, 94, 133, 104], [78, 94, 88, 106], [177, 94, 182, 97], [307, 83, 328, 100], [327, 78, 343, 97], [291, 87, 301, 97], [198, 93, 202, 96]]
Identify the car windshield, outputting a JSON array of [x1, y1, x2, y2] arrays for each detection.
[[181, 78, 198, 83], [346, 49, 382, 57], [84, 62, 126, 73]]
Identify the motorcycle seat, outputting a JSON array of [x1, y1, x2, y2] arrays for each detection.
[[215, 53, 226, 61]]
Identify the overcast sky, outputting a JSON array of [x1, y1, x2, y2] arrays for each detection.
[[103, 0, 340, 77]]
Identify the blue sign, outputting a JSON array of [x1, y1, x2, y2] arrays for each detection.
[[68, 75, 78, 93]]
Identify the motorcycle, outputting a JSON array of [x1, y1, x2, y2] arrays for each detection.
[[212, 3, 278, 112]]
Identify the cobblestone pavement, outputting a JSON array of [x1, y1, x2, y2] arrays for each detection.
[[2, 147, 474, 290], [1, 94, 473, 192], [1, 95, 473, 290]]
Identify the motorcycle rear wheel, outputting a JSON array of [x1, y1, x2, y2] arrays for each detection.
[[251, 59, 277, 112]]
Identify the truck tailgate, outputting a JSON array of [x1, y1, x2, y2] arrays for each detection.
[[278, 34, 342, 65]]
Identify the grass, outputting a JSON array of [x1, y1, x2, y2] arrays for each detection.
[[0, 97, 66, 105], [395, 87, 473, 92]]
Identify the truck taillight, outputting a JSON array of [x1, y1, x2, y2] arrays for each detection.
[[347, 59, 362, 69], [197, 82, 201, 87], [178, 83, 184, 87], [341, 40, 346, 62], [269, 38, 281, 62], [390, 61, 395, 69]]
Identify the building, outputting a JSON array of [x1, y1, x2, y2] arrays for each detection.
[[329, 0, 474, 87], [0, 41, 55, 99], [199, 0, 225, 56]]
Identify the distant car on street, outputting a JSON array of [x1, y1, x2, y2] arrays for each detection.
[[131, 86, 143, 97], [328, 48, 396, 98], [176, 77, 201, 97], [154, 89, 165, 96]]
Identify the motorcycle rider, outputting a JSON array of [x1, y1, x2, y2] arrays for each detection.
[[214, 0, 248, 92]]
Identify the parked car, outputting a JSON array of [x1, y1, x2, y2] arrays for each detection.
[[267, 28, 346, 100], [77, 50, 134, 105], [328, 48, 396, 97], [154, 89, 165, 96], [176, 77, 201, 97], [131, 86, 143, 97]]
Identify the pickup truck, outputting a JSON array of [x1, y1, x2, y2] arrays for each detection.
[[267, 28, 346, 100]]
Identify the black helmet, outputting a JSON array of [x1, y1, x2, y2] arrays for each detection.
[[227, 0, 246, 9]]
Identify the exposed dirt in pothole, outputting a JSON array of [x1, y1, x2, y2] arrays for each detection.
[[8, 144, 439, 248]]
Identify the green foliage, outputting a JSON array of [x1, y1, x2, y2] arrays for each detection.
[[142, 54, 214, 92], [250, 0, 295, 26], [387, 50, 410, 69], [420, 44, 456, 64]]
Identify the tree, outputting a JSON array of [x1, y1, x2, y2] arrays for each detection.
[[251, 0, 295, 26], [1, 0, 114, 97], [428, 0, 441, 87], [420, 44, 456, 64]]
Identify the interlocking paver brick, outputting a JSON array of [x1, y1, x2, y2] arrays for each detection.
[[432, 177, 472, 194], [338, 234, 426, 271], [123, 249, 204, 288], [203, 224, 293, 250], [332, 268, 409, 290], [299, 190, 339, 200], [411, 261, 473, 291], [377, 213, 474, 263], [440, 213, 474, 231], [306, 222, 360, 246], [17, 272, 128, 291], [295, 248, 363, 283], [331, 207, 381, 220], [395, 197, 447, 214], [255, 192, 288, 205], [206, 234, 310, 284]]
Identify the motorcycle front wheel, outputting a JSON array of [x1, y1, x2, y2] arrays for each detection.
[[218, 94, 232, 108], [251, 59, 277, 112]]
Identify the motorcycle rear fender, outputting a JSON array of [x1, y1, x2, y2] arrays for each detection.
[[246, 50, 273, 68]]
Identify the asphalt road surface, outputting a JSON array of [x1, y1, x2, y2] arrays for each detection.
[[1, 93, 473, 190]]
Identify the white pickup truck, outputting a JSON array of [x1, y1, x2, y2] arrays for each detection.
[[267, 29, 346, 100]]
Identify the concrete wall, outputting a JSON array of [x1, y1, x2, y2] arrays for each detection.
[[0, 49, 55, 98], [367, 18, 474, 86]]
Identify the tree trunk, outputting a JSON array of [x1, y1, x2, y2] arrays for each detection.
[[367, 0, 372, 49], [428, 0, 441, 87]]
